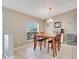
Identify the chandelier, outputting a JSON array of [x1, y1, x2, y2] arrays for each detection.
[[46, 8, 53, 23]]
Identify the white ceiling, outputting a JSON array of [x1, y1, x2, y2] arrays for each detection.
[[3, 0, 76, 19]]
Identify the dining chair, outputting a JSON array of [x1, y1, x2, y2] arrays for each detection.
[[47, 36, 57, 57], [47, 33, 61, 57], [56, 33, 61, 51], [34, 32, 47, 50]]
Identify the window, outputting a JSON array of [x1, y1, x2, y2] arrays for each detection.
[[25, 21, 39, 40], [27, 22, 37, 32]]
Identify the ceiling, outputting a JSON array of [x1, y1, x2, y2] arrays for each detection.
[[3, 0, 76, 19]]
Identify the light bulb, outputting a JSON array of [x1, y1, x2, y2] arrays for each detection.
[[46, 18, 53, 23], [46, 19, 50, 23], [50, 18, 53, 22]]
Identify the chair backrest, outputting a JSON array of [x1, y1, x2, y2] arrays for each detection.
[[56, 33, 61, 41], [34, 32, 37, 38]]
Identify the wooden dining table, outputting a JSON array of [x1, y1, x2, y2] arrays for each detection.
[[34, 32, 56, 57]]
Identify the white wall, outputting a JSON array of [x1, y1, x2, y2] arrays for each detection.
[[45, 9, 77, 40], [3, 7, 45, 48]]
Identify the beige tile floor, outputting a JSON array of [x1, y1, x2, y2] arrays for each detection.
[[13, 42, 77, 59]]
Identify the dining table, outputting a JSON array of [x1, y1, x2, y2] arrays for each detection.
[[34, 32, 57, 57]]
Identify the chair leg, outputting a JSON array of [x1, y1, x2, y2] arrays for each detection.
[[51, 43, 53, 49], [58, 40, 61, 51], [54, 43, 57, 55], [34, 40, 37, 51], [43, 40, 46, 47], [53, 45, 55, 57], [39, 41, 42, 50], [34, 46, 36, 51], [52, 40, 55, 57], [48, 42, 49, 53], [40, 45, 41, 50]]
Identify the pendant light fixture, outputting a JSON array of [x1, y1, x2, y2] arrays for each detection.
[[46, 8, 53, 23]]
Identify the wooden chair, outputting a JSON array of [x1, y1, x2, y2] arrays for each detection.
[[47, 33, 61, 57], [47, 36, 57, 57], [56, 33, 61, 51], [34, 32, 47, 50]]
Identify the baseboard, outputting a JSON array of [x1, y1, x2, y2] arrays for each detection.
[[14, 40, 33, 51], [14, 44, 25, 51]]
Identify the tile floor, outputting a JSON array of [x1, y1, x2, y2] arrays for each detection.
[[13, 42, 77, 59]]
